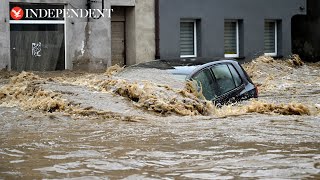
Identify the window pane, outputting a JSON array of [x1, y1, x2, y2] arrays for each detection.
[[264, 21, 276, 53], [224, 21, 237, 54], [211, 64, 236, 95], [180, 21, 195, 56], [193, 69, 217, 100], [228, 64, 242, 87]]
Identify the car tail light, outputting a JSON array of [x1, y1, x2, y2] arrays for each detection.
[[255, 85, 259, 97]]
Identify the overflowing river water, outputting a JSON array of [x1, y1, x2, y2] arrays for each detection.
[[0, 56, 319, 179]]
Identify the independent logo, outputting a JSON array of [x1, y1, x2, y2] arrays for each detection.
[[9, 6, 113, 19], [10, 7, 24, 20]]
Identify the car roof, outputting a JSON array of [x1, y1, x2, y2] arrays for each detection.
[[133, 57, 237, 75]]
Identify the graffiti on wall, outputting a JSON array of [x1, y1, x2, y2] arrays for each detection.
[[32, 42, 42, 57]]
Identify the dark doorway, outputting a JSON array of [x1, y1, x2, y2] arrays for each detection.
[[292, 0, 320, 62], [111, 7, 126, 66], [10, 24, 65, 71]]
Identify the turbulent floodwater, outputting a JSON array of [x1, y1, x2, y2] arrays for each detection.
[[0, 56, 320, 179]]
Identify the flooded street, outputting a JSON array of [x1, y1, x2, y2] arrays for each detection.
[[1, 108, 319, 179], [0, 56, 320, 179]]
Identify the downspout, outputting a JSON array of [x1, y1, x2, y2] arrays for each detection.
[[91, 0, 105, 19], [155, 0, 160, 59], [86, 0, 91, 21], [84, 0, 91, 49], [84, 0, 105, 43]]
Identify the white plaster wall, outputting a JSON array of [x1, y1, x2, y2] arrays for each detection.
[[135, 0, 155, 63]]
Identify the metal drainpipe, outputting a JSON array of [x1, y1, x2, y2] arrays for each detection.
[[86, 0, 91, 21], [83, 0, 91, 57], [155, 0, 160, 59], [90, 0, 104, 19]]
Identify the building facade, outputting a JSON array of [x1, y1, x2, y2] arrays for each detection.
[[156, 0, 307, 61], [0, 0, 155, 71], [0, 0, 310, 71]]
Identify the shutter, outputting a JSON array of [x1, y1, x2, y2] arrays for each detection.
[[111, 7, 126, 66], [224, 21, 237, 54], [180, 21, 195, 56], [264, 21, 276, 53], [111, 22, 125, 66]]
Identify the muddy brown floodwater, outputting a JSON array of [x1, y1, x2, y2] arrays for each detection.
[[0, 56, 320, 179]]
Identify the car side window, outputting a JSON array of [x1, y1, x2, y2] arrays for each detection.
[[192, 69, 218, 100], [210, 64, 236, 96], [228, 64, 242, 87]]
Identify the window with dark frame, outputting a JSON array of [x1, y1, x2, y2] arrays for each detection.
[[180, 20, 197, 57], [264, 20, 277, 56], [224, 20, 239, 58]]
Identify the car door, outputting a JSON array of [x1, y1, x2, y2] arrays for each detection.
[[209, 63, 245, 105], [192, 68, 219, 101]]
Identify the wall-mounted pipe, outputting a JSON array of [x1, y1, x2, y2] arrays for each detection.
[[86, 0, 91, 20], [88, 0, 104, 19], [155, 0, 160, 59]]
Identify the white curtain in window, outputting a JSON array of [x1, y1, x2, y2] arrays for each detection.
[[264, 21, 276, 54], [224, 21, 237, 55], [180, 21, 195, 56]]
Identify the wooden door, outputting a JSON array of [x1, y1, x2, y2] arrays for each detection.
[[111, 21, 125, 66], [111, 7, 126, 66]]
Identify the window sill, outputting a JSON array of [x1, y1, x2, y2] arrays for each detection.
[[224, 54, 239, 58], [264, 54, 283, 59], [264, 53, 277, 57], [180, 55, 197, 58]]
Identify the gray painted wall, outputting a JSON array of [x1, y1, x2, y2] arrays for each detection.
[[158, 0, 307, 61]]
